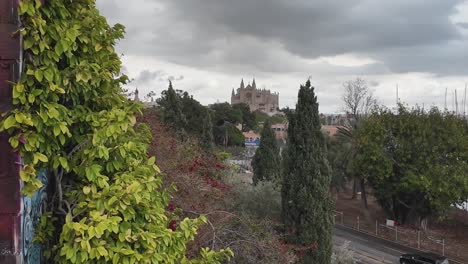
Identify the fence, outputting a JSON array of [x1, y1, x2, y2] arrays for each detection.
[[333, 210, 466, 263]]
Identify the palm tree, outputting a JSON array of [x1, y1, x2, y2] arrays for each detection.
[[336, 123, 370, 209]]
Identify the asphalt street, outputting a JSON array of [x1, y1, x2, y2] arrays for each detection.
[[334, 226, 407, 264]]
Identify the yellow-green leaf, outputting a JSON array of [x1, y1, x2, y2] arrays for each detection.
[[83, 186, 91, 194], [35, 153, 48, 163], [34, 70, 43, 82], [147, 156, 156, 165], [3, 116, 17, 129]]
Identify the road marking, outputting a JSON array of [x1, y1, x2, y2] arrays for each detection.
[[353, 250, 393, 264], [382, 245, 406, 255]]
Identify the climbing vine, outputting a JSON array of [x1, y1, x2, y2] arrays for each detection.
[[0, 0, 232, 263]]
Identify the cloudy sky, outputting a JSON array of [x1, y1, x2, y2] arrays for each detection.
[[96, 0, 468, 113]]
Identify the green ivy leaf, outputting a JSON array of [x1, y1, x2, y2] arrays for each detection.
[[24, 38, 34, 49], [34, 70, 44, 82], [3, 116, 17, 129], [83, 186, 91, 194], [147, 156, 156, 165], [34, 153, 49, 163]]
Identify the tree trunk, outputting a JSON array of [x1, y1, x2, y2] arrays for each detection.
[[351, 178, 358, 199], [224, 127, 228, 147], [360, 178, 368, 209], [420, 217, 428, 231]]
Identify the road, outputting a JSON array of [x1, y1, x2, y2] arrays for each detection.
[[334, 226, 465, 264], [334, 226, 405, 264]]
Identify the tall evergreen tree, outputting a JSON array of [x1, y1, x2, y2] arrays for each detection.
[[158, 81, 187, 134], [251, 120, 281, 185], [281, 80, 333, 263], [200, 108, 215, 149]]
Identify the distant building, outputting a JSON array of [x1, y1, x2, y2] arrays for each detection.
[[262, 123, 341, 142], [320, 113, 351, 126], [321, 125, 340, 137], [271, 123, 288, 143], [231, 78, 279, 115], [243, 131, 260, 146]]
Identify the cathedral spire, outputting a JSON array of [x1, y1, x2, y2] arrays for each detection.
[[240, 78, 245, 89], [134, 88, 140, 102], [232, 88, 235, 96], [252, 78, 256, 89]]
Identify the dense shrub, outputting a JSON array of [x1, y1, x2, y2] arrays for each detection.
[[230, 180, 281, 220]]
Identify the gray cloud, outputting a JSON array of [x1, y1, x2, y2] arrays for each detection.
[[98, 0, 467, 76], [168, 75, 184, 82], [96, 0, 468, 113], [130, 69, 185, 92], [457, 22, 468, 29], [368, 81, 380, 87], [133, 70, 165, 87]]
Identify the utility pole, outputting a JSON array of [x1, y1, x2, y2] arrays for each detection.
[[445, 87, 447, 110], [453, 90, 455, 113], [396, 84, 399, 107], [464, 83, 467, 119]]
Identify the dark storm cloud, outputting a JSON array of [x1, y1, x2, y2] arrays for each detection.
[[132, 69, 184, 88], [97, 0, 467, 76], [133, 70, 165, 86]]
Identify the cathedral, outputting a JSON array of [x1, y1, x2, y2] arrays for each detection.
[[231, 79, 279, 114]]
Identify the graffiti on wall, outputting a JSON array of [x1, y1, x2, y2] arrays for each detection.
[[21, 169, 48, 264]]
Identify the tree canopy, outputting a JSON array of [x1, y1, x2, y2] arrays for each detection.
[[157, 82, 188, 135], [232, 103, 257, 132], [210, 103, 244, 147], [352, 105, 468, 226], [157, 85, 216, 148]]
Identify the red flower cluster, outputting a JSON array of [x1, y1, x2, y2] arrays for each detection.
[[168, 220, 177, 231], [188, 159, 203, 172], [186, 157, 227, 174], [205, 177, 229, 191], [214, 162, 225, 170], [168, 202, 175, 212]]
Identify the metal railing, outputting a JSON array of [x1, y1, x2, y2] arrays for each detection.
[[332, 210, 465, 264]]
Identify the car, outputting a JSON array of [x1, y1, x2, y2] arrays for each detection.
[[400, 252, 449, 264]]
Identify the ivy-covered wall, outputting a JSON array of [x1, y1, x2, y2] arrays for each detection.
[[1, 0, 233, 263]]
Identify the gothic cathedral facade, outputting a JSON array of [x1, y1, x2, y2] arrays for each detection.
[[231, 79, 279, 115]]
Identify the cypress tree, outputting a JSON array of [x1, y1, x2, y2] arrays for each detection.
[[200, 108, 215, 150], [252, 120, 281, 185], [281, 80, 333, 263]]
